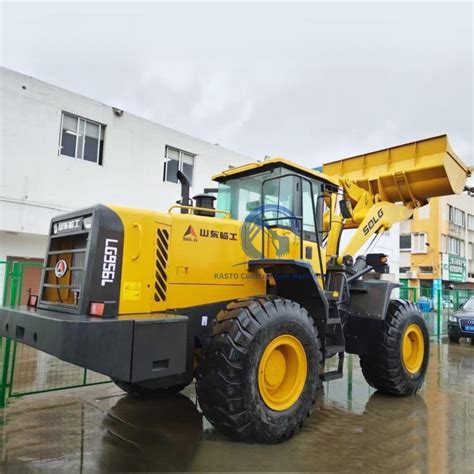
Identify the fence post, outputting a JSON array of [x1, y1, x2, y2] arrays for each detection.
[[347, 354, 353, 411], [436, 288, 442, 339], [1, 261, 10, 306], [0, 262, 22, 408]]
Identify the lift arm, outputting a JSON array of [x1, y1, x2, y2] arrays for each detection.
[[322, 135, 471, 260]]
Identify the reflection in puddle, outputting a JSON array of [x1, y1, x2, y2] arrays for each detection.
[[100, 394, 202, 472], [98, 388, 430, 472], [1, 341, 472, 472]]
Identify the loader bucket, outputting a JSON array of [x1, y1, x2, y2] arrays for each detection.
[[322, 135, 470, 206]]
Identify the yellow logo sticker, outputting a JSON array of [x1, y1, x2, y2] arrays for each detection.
[[123, 281, 141, 301]]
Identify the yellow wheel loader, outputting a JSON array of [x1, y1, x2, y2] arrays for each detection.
[[0, 135, 470, 443]]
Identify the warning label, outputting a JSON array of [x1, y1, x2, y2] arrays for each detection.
[[123, 281, 141, 300]]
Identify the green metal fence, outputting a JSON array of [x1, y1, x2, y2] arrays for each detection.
[[0, 260, 110, 408], [399, 286, 474, 338]]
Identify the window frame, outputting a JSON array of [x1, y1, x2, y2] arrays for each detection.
[[411, 232, 427, 254], [59, 111, 105, 165], [216, 167, 324, 243], [447, 236, 463, 257], [400, 234, 412, 251], [468, 214, 474, 232], [448, 205, 465, 227], [163, 145, 196, 185], [419, 266, 433, 273]]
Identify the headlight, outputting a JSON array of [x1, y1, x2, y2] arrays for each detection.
[[448, 315, 457, 322], [83, 216, 93, 229]]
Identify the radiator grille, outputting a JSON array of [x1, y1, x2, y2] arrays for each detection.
[[154, 227, 169, 302], [41, 222, 90, 309]]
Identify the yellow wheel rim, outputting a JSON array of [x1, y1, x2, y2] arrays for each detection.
[[402, 324, 424, 374], [258, 334, 307, 411]]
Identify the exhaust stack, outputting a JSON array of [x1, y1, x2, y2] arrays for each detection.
[[177, 170, 191, 214]]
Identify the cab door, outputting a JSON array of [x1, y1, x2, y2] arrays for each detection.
[[261, 174, 302, 259], [301, 179, 325, 278]]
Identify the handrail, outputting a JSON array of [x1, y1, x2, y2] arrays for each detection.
[[168, 204, 232, 218], [131, 223, 142, 261]]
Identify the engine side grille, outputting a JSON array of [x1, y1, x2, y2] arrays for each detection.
[[154, 227, 169, 302]]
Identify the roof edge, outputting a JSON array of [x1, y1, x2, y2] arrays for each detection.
[[212, 157, 339, 186]]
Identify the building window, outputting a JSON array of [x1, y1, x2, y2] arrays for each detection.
[[419, 266, 433, 273], [412, 232, 427, 253], [400, 234, 411, 250], [59, 112, 104, 165], [448, 205, 465, 227], [448, 236, 463, 256], [163, 146, 195, 184], [468, 214, 474, 231], [399, 266, 410, 273]]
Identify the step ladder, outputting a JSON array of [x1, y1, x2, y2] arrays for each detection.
[[320, 301, 345, 382]]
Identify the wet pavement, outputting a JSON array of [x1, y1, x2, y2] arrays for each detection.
[[1, 337, 473, 473]]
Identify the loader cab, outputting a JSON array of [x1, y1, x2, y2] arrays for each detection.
[[214, 159, 335, 245]]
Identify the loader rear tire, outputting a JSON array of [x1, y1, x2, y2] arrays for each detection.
[[196, 296, 321, 444], [360, 300, 429, 396], [113, 380, 187, 398]]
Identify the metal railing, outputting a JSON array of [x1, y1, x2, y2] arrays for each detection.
[[0, 260, 110, 408], [399, 286, 474, 338]]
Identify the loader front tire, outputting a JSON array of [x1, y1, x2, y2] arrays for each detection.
[[360, 300, 429, 396], [113, 379, 187, 398], [196, 296, 321, 443]]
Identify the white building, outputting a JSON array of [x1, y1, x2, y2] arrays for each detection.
[[0, 67, 252, 263]]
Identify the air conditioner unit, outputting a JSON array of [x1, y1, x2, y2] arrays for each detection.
[[407, 271, 418, 279]]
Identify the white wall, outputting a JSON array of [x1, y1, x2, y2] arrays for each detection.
[[0, 232, 47, 260], [0, 67, 251, 239]]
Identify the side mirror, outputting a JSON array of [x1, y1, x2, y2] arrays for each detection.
[[339, 200, 352, 219]]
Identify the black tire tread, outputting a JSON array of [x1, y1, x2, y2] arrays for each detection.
[[360, 299, 429, 396], [196, 296, 321, 443]]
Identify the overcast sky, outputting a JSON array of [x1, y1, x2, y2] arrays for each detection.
[[1, 1, 472, 166]]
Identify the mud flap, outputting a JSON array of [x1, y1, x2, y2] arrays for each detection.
[[344, 279, 399, 356]]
